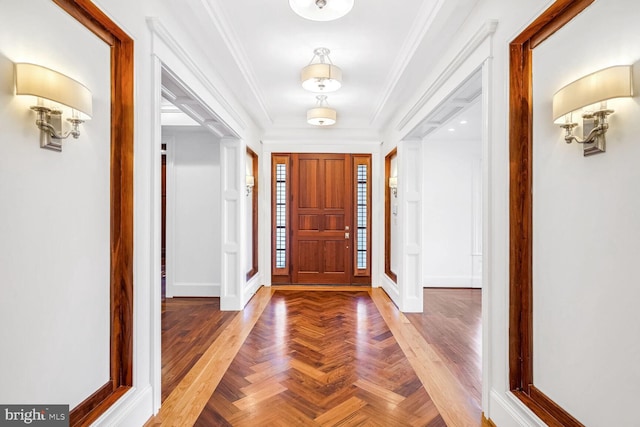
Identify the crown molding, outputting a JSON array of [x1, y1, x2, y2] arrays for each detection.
[[198, 0, 273, 124], [146, 17, 248, 131], [368, 0, 447, 125], [395, 19, 498, 132]]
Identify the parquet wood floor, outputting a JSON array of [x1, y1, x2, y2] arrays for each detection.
[[161, 297, 236, 401], [405, 288, 482, 406], [148, 286, 483, 427], [194, 291, 446, 427]]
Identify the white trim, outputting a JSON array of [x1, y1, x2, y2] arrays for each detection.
[[399, 140, 423, 313], [220, 139, 243, 311], [243, 275, 262, 305], [480, 55, 493, 416], [150, 55, 163, 414], [489, 389, 546, 427], [386, 19, 497, 421], [92, 386, 153, 427], [396, 20, 498, 131], [146, 17, 248, 131], [381, 275, 400, 307], [163, 133, 178, 299], [168, 282, 221, 297]]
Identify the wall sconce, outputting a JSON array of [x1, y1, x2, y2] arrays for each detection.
[[553, 65, 633, 156], [388, 176, 398, 197], [246, 175, 255, 196], [14, 63, 92, 152]]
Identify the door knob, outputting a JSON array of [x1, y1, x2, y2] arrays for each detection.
[[345, 232, 350, 239]]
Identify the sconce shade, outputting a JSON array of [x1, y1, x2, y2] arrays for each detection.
[[301, 63, 342, 92], [15, 63, 92, 119], [553, 65, 633, 123], [289, 0, 354, 21]]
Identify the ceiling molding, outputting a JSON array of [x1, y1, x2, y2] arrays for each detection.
[[146, 17, 248, 131], [396, 19, 498, 132], [368, 0, 447, 125], [199, 0, 273, 124]]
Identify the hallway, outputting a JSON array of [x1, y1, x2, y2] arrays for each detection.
[[148, 288, 481, 426]]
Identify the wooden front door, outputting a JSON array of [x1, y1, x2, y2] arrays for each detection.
[[292, 154, 352, 284], [271, 153, 371, 285]]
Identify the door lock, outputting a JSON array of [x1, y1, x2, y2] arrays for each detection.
[[345, 232, 350, 239]]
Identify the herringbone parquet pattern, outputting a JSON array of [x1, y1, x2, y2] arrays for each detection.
[[194, 291, 446, 426]]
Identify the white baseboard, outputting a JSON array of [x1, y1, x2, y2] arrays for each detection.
[[489, 388, 545, 427], [93, 385, 153, 427], [381, 275, 400, 308], [423, 275, 482, 288], [220, 293, 242, 311], [167, 282, 220, 297], [243, 274, 262, 306]]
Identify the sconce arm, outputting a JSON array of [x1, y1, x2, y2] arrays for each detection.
[[563, 122, 608, 145], [32, 106, 83, 140], [561, 109, 613, 145]]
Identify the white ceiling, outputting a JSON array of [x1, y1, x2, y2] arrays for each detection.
[[159, 0, 480, 138]]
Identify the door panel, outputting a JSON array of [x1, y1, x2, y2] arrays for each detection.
[[299, 159, 319, 208], [292, 153, 352, 284]]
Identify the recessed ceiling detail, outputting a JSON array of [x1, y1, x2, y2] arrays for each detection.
[[289, 0, 354, 21], [161, 66, 237, 138], [407, 69, 482, 140]]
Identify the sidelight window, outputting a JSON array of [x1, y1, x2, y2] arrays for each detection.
[[275, 163, 287, 269], [356, 164, 367, 270]]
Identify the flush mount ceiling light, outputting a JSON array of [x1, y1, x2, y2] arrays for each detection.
[[307, 95, 336, 126], [301, 47, 342, 93], [289, 0, 354, 21]]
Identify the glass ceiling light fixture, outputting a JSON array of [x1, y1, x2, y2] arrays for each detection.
[[307, 95, 336, 126], [289, 0, 354, 21], [14, 63, 92, 152], [301, 47, 342, 93], [553, 65, 633, 156]]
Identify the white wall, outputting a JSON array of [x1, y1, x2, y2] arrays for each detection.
[[164, 128, 221, 297], [421, 137, 482, 288], [532, 1, 640, 425], [0, 0, 111, 408]]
